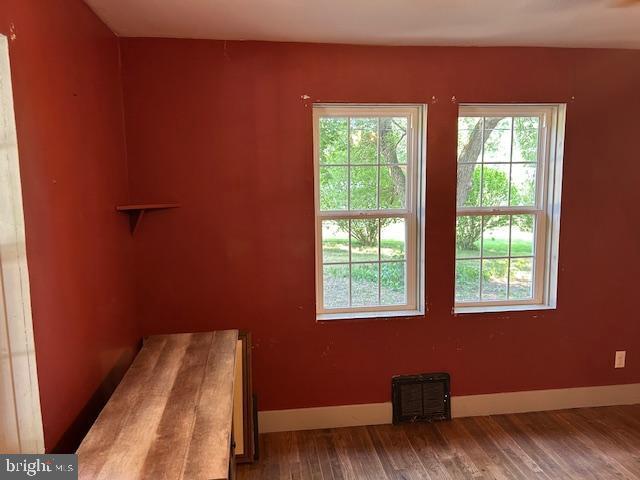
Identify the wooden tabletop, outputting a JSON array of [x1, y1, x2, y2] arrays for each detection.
[[77, 330, 239, 480]]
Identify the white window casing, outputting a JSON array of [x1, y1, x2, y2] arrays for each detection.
[[454, 104, 565, 314]]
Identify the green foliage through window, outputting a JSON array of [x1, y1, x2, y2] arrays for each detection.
[[456, 113, 540, 303]]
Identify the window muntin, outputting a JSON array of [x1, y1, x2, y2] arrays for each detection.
[[314, 105, 424, 319], [455, 105, 564, 311]]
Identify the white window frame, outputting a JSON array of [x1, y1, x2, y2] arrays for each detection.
[[455, 104, 565, 314], [314, 104, 426, 321]]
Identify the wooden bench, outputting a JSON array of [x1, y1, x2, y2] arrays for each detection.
[[77, 330, 239, 480]]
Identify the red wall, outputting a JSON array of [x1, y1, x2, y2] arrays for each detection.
[[120, 39, 640, 412], [5, 3, 637, 454], [0, 1, 138, 451]]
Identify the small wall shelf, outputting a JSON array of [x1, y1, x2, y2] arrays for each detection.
[[116, 203, 180, 235]]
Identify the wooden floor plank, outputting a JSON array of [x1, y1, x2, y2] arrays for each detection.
[[238, 405, 640, 480], [525, 411, 605, 480], [491, 414, 570, 480], [551, 409, 640, 480], [508, 412, 593, 480], [367, 424, 431, 480], [444, 417, 507, 479], [433, 420, 487, 479], [455, 416, 526, 480], [409, 422, 469, 480], [403, 423, 457, 480], [297, 430, 324, 480], [343, 427, 388, 480], [471, 415, 550, 480]]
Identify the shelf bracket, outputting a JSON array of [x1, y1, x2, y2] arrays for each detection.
[[115, 203, 180, 236]]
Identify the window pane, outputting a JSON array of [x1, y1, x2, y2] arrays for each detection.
[[322, 220, 349, 263], [481, 164, 510, 207], [458, 117, 483, 163], [323, 264, 349, 309], [351, 263, 379, 306], [487, 116, 512, 130], [319, 118, 348, 165], [319, 166, 348, 211], [350, 166, 377, 209], [513, 117, 539, 163], [482, 117, 512, 163], [380, 165, 406, 209], [381, 219, 405, 260], [457, 164, 482, 208], [350, 219, 379, 262], [315, 105, 425, 315], [510, 215, 535, 256], [380, 117, 407, 164], [482, 215, 510, 257], [350, 118, 378, 164], [459, 116, 483, 131], [510, 163, 536, 206], [481, 258, 508, 300], [509, 257, 533, 300], [456, 259, 480, 302], [456, 216, 481, 258], [381, 262, 406, 305]]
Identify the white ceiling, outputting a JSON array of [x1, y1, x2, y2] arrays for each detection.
[[85, 0, 640, 49]]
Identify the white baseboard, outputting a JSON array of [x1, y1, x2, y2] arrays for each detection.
[[260, 402, 391, 434], [258, 383, 640, 433]]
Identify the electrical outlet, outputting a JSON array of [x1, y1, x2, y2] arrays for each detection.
[[615, 351, 626, 369]]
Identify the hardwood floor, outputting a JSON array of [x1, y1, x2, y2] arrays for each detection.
[[237, 405, 640, 479]]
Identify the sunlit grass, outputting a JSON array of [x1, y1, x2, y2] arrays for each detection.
[[458, 238, 533, 258], [322, 239, 405, 263]]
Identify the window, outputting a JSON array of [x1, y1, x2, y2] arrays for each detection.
[[314, 105, 425, 320], [455, 104, 565, 313]]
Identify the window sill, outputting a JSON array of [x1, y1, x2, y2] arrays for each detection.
[[317, 309, 424, 322], [454, 303, 556, 315]]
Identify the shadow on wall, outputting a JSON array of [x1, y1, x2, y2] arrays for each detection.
[[51, 344, 141, 453]]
